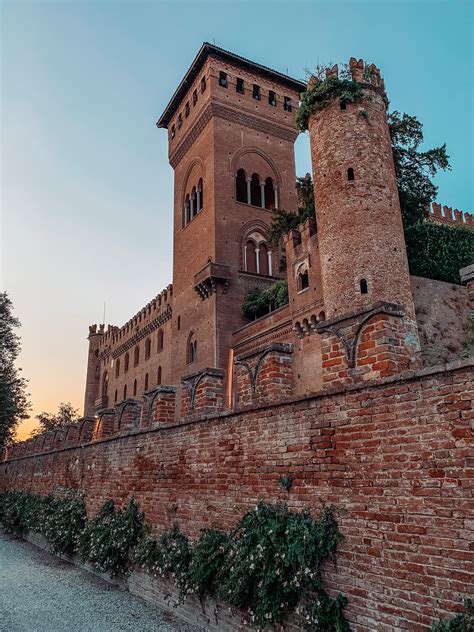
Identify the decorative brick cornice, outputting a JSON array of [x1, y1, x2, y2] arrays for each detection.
[[170, 101, 298, 168], [211, 102, 298, 143], [170, 104, 213, 168], [111, 306, 172, 359]]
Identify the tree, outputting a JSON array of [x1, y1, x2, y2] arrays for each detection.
[[267, 175, 316, 250], [388, 111, 451, 227], [0, 292, 30, 448], [32, 402, 80, 436]]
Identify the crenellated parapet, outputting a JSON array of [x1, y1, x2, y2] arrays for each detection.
[[427, 202, 473, 230]]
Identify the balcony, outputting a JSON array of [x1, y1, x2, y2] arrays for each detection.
[[94, 395, 109, 411], [194, 261, 231, 299]]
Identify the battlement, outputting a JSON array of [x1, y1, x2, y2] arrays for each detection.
[[427, 202, 473, 229], [309, 58, 385, 92], [88, 284, 173, 347]]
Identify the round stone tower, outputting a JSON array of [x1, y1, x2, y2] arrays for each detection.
[[309, 58, 416, 321]]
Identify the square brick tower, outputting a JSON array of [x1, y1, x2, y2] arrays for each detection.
[[157, 43, 304, 385]]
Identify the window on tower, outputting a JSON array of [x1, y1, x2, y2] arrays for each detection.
[[360, 278, 368, 294], [297, 265, 310, 292], [236, 78, 244, 94], [269, 90, 277, 106], [185, 102, 190, 118], [347, 167, 355, 181], [192, 89, 198, 105], [201, 76, 206, 92], [177, 114, 182, 129], [124, 352, 130, 373], [253, 84, 261, 100], [171, 125, 176, 139], [219, 71, 228, 88], [283, 96, 292, 111], [187, 333, 197, 364], [236, 169, 247, 203], [250, 173, 262, 207]]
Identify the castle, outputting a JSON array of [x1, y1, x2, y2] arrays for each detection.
[[2, 44, 473, 631], [82, 43, 472, 418]]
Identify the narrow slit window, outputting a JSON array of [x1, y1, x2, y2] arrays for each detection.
[[192, 89, 198, 105], [347, 167, 355, 181], [177, 114, 182, 129], [201, 76, 206, 92], [171, 125, 176, 139], [185, 102, 190, 118], [360, 278, 368, 294]]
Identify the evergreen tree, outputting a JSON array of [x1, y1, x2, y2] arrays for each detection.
[[0, 292, 30, 448]]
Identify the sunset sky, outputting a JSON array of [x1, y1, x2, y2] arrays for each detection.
[[1, 0, 472, 440]]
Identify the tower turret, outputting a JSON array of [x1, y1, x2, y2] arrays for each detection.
[[83, 324, 103, 417], [307, 59, 421, 383], [309, 58, 415, 321]]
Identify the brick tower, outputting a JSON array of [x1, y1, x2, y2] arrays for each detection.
[[83, 324, 103, 417], [157, 43, 304, 385], [308, 59, 421, 382]]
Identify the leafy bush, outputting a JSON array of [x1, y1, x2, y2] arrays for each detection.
[[79, 498, 145, 575], [429, 599, 473, 631], [41, 493, 86, 555], [188, 528, 230, 599], [0, 490, 44, 535], [242, 280, 289, 320], [134, 524, 193, 595], [218, 502, 344, 629], [405, 222, 474, 284]]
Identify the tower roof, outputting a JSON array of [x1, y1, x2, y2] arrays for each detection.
[[156, 42, 305, 128]]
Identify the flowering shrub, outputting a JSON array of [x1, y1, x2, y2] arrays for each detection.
[[1, 492, 348, 629], [41, 492, 86, 555], [79, 498, 145, 575]]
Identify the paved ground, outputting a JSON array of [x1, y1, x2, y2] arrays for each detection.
[[0, 532, 199, 632]]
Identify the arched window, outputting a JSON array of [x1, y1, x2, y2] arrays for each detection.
[[318, 311, 326, 322], [145, 338, 151, 360], [157, 328, 164, 351], [178, 114, 182, 129], [191, 186, 197, 219], [259, 242, 269, 275], [197, 178, 203, 211], [124, 352, 129, 373], [192, 89, 198, 105], [348, 167, 355, 181], [201, 76, 206, 92], [236, 169, 247, 203], [102, 372, 108, 397], [250, 173, 262, 207], [297, 267, 309, 291], [157, 366, 162, 385], [360, 278, 368, 294], [171, 125, 176, 139], [264, 178, 275, 210], [133, 379, 137, 397], [185, 102, 190, 118], [114, 389, 118, 403], [115, 359, 120, 378], [245, 240, 257, 273], [134, 345, 140, 367], [187, 333, 197, 364], [123, 384, 127, 400], [144, 373, 149, 392]]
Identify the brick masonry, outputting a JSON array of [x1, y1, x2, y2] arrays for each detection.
[[2, 360, 473, 631]]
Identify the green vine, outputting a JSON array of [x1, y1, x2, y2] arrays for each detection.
[[296, 75, 364, 132]]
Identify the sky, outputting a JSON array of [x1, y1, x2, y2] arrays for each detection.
[[1, 0, 472, 439]]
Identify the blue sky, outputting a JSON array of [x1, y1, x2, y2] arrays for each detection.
[[1, 0, 472, 437]]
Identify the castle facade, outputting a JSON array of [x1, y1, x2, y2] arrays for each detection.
[[83, 43, 472, 419]]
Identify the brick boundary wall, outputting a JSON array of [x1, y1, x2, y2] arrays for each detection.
[[1, 359, 473, 631]]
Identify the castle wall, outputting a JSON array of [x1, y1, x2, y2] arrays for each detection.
[[3, 361, 472, 631], [412, 275, 470, 365]]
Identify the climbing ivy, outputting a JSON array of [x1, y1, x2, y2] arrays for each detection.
[[429, 599, 473, 631], [296, 74, 364, 132]]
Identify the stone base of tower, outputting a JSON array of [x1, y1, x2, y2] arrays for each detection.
[[317, 302, 422, 387]]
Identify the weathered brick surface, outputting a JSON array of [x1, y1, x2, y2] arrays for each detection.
[[2, 362, 472, 631]]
